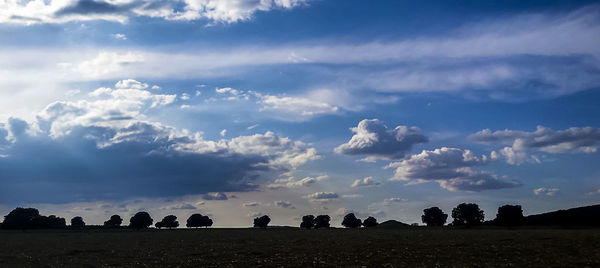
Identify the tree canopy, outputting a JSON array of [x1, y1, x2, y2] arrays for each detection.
[[71, 216, 85, 227], [129, 212, 153, 229], [300, 215, 315, 229], [422, 207, 448, 226], [341, 213, 362, 228], [156, 215, 179, 229], [314, 215, 331, 228], [1, 207, 66, 229], [495, 204, 524, 226], [253, 215, 271, 228], [186, 214, 213, 228], [362, 216, 378, 227], [104, 215, 123, 228], [452, 203, 484, 226]]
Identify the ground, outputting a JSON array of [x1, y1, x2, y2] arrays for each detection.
[[1, 228, 599, 267]]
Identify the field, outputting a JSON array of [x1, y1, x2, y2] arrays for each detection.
[[1, 228, 600, 267]]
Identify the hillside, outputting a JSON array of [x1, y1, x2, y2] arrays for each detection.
[[525, 204, 600, 226]]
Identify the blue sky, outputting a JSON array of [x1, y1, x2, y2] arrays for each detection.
[[1, 0, 600, 227]]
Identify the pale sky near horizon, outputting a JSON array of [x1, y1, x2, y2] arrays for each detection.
[[1, 0, 600, 227]]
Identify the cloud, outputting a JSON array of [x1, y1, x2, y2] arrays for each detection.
[[335, 119, 428, 161], [113, 33, 127, 40], [383, 197, 407, 205], [202, 192, 228, 200], [243, 202, 259, 207], [266, 175, 327, 189], [258, 94, 340, 121], [170, 204, 197, 210], [274, 200, 294, 209], [471, 126, 600, 164], [220, 129, 227, 137], [533, 187, 559, 196], [0, 0, 310, 25], [0, 80, 319, 204], [78, 52, 145, 78], [305, 192, 338, 202], [351, 177, 381, 187], [388, 147, 520, 191]]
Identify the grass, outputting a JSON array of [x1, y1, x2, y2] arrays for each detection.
[[1, 227, 600, 267]]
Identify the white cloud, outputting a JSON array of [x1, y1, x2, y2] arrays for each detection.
[[351, 176, 381, 187], [305, 192, 338, 202], [0, 0, 310, 25], [533, 187, 559, 196], [220, 129, 227, 137], [471, 126, 600, 164], [258, 94, 339, 120], [115, 79, 148, 90], [78, 52, 144, 78], [383, 197, 407, 205], [113, 33, 127, 40], [388, 147, 520, 191], [266, 175, 327, 189], [335, 119, 428, 160]]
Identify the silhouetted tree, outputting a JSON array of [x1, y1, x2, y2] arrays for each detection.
[[314, 215, 331, 228], [156, 215, 179, 229], [253, 215, 271, 228], [104, 215, 123, 228], [31, 215, 66, 229], [186, 214, 213, 228], [1, 208, 66, 229], [1, 207, 40, 229], [129, 212, 153, 229], [300, 215, 315, 229], [422, 207, 448, 226], [495, 204, 524, 226], [452, 203, 484, 226], [71, 216, 85, 228], [363, 216, 378, 227], [341, 213, 362, 228]]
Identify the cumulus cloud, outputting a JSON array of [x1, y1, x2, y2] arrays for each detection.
[[0, 80, 319, 204], [305, 192, 338, 202], [258, 94, 339, 120], [78, 52, 144, 78], [266, 175, 327, 189], [335, 119, 428, 161], [0, 0, 310, 25], [471, 126, 600, 164], [351, 177, 381, 187], [388, 147, 520, 191], [533, 187, 559, 196]]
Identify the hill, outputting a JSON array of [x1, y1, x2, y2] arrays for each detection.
[[524, 204, 600, 226], [377, 220, 410, 228]]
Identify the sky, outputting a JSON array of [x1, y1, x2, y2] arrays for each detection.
[[1, 0, 600, 227]]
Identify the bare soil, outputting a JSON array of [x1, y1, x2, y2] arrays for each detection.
[[1, 228, 599, 267]]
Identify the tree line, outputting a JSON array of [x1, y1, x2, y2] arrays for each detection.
[[0, 203, 527, 230]]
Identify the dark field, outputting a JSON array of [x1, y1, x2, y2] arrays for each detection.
[[1, 228, 600, 267]]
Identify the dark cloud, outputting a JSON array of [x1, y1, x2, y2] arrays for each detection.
[[335, 119, 428, 161], [388, 147, 520, 191], [0, 122, 296, 204], [55, 0, 133, 16]]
